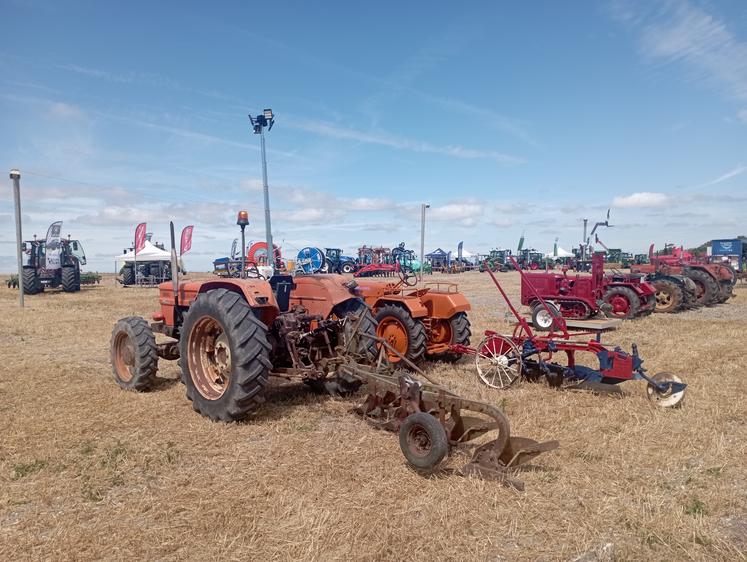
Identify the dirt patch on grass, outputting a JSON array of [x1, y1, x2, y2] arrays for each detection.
[[1, 272, 745, 560]]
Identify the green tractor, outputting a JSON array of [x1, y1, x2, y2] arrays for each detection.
[[21, 238, 87, 294], [479, 249, 511, 272]]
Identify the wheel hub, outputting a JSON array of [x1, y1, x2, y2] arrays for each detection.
[[407, 426, 432, 457]]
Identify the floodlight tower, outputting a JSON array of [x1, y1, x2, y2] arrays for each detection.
[[249, 108, 275, 273]]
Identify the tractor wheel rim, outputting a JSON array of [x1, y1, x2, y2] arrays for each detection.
[[377, 318, 408, 361], [609, 295, 630, 314], [655, 291, 671, 307], [113, 331, 135, 382], [406, 425, 432, 458], [536, 309, 554, 328], [188, 316, 231, 400], [430, 320, 452, 344]]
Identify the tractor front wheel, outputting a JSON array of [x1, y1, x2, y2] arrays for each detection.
[[22, 267, 43, 294], [375, 305, 427, 365], [341, 262, 354, 274], [651, 279, 682, 313], [179, 288, 271, 422], [399, 412, 449, 471], [61, 266, 78, 292], [425, 312, 471, 362], [603, 286, 640, 319], [110, 316, 158, 391]]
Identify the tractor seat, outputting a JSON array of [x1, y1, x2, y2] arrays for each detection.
[[269, 275, 296, 312]]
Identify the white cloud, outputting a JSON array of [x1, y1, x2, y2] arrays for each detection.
[[429, 202, 484, 221], [612, 192, 672, 208], [699, 164, 747, 187], [622, 1, 747, 101], [288, 117, 524, 164], [240, 178, 264, 191]]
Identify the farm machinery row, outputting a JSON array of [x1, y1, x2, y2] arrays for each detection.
[[110, 223, 553, 488]]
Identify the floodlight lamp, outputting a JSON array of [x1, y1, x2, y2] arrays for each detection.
[[263, 108, 273, 120], [237, 210, 250, 227]]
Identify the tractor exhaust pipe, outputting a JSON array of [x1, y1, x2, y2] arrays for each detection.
[[169, 221, 179, 305]]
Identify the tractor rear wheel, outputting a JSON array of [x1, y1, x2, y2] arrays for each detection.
[[651, 279, 682, 313], [375, 305, 427, 365], [602, 286, 640, 319], [332, 299, 378, 362], [22, 267, 42, 294], [426, 311, 471, 362], [122, 266, 135, 286], [110, 316, 158, 391], [399, 412, 449, 471], [61, 266, 78, 292], [685, 269, 719, 306], [179, 288, 271, 422]]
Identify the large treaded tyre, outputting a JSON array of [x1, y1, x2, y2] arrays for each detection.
[[22, 267, 42, 294], [426, 311, 471, 362], [332, 298, 378, 362], [110, 316, 158, 391], [603, 286, 640, 319], [122, 266, 135, 286], [375, 304, 427, 365], [718, 280, 733, 303], [686, 269, 719, 307], [651, 279, 682, 313], [61, 266, 78, 292], [179, 288, 271, 422]]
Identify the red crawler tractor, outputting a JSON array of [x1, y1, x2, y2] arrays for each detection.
[[520, 253, 655, 328]]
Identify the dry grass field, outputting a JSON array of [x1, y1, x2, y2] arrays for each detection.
[[1, 271, 746, 561]]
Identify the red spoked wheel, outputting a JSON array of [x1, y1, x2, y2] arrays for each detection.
[[475, 334, 522, 389]]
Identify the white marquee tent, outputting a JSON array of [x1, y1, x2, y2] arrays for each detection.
[[545, 246, 574, 258], [114, 240, 172, 266]]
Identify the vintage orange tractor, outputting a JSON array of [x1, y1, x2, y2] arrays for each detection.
[[355, 269, 471, 365]]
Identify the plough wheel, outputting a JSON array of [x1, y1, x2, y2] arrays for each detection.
[[475, 334, 522, 389], [399, 412, 449, 471], [646, 372, 685, 408]]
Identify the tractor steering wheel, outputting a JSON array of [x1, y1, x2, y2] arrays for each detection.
[[398, 267, 418, 287]]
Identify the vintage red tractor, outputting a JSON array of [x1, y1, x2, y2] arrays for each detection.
[[631, 244, 735, 307], [355, 270, 471, 365], [520, 253, 655, 328]]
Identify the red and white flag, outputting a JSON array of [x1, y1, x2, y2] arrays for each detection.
[[134, 222, 147, 255], [180, 225, 194, 255]]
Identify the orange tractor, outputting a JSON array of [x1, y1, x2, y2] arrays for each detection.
[[355, 270, 471, 365]]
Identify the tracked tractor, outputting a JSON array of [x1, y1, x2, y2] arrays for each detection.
[[21, 238, 86, 294]]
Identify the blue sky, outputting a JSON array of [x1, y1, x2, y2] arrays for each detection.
[[1, 0, 746, 271]]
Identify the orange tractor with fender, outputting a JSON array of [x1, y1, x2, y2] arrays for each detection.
[[355, 270, 471, 365]]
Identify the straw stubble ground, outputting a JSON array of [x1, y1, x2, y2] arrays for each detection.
[[0, 272, 745, 561]]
